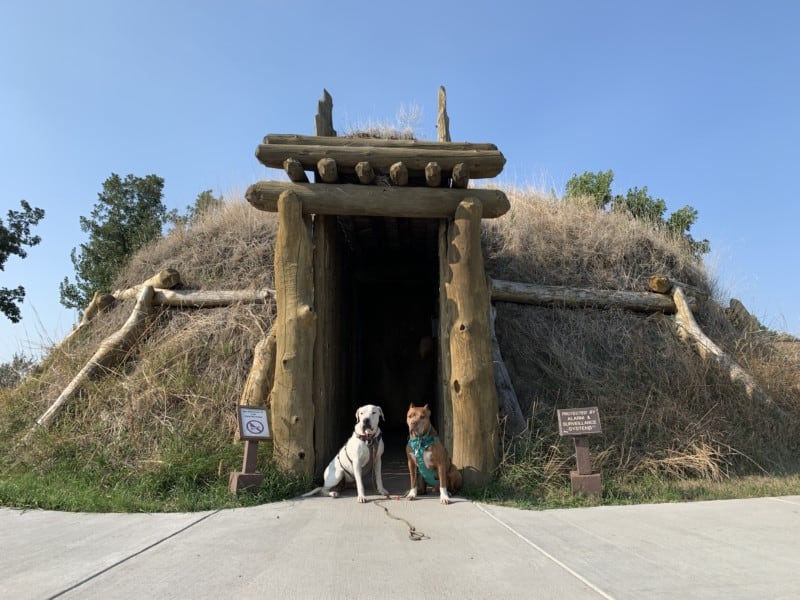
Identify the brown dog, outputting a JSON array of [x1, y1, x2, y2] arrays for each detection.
[[406, 403, 462, 505]]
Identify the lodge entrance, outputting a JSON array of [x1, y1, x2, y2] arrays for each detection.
[[245, 88, 509, 485]]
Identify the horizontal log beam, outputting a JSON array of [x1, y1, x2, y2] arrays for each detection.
[[264, 133, 498, 152], [149, 288, 274, 307], [490, 278, 695, 313], [246, 181, 511, 218], [255, 143, 505, 179]]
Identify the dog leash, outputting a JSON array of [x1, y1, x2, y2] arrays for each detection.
[[373, 499, 428, 541]]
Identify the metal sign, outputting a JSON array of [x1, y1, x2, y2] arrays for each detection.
[[557, 406, 602, 436], [237, 406, 271, 441]]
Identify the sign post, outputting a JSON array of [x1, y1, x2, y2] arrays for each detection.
[[229, 406, 272, 494], [557, 406, 602, 497]]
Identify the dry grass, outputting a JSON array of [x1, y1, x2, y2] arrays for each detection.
[[485, 187, 800, 482], [2, 186, 799, 510]]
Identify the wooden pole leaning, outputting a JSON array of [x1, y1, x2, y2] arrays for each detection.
[[446, 198, 499, 486], [271, 190, 317, 475]]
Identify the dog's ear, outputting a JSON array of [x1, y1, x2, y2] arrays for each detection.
[[377, 406, 385, 421], [408, 403, 414, 410], [355, 407, 361, 422]]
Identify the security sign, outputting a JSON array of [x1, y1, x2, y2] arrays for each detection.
[[237, 406, 271, 441]]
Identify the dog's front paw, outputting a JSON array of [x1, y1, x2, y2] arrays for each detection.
[[406, 488, 418, 501], [328, 490, 339, 498], [439, 489, 452, 505], [357, 495, 367, 503]]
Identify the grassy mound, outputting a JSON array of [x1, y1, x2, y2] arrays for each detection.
[[1, 191, 798, 511]]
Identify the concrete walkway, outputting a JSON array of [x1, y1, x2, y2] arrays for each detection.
[[1, 491, 799, 599]]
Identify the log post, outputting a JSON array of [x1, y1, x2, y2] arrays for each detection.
[[446, 199, 499, 486], [272, 191, 317, 474], [27, 285, 155, 437], [489, 305, 526, 437], [239, 326, 277, 408], [437, 85, 451, 143], [672, 286, 788, 419]]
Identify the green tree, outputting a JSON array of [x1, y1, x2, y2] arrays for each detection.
[[169, 189, 225, 227], [0, 200, 45, 323], [564, 169, 614, 209], [565, 170, 710, 258], [0, 352, 36, 388], [59, 173, 167, 311]]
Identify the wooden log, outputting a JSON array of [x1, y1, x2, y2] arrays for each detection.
[[316, 157, 338, 183], [489, 305, 526, 437], [150, 288, 273, 307], [113, 269, 181, 299], [437, 85, 451, 143], [246, 181, 511, 219], [452, 162, 470, 189], [425, 162, 442, 187], [389, 161, 409, 186], [271, 190, 317, 474], [438, 220, 454, 452], [446, 199, 499, 486], [264, 134, 497, 152], [312, 214, 347, 474], [355, 161, 375, 184], [490, 278, 694, 313], [239, 326, 277, 408], [255, 144, 506, 180], [672, 286, 788, 419], [28, 285, 155, 436], [315, 89, 336, 137], [62, 292, 116, 344], [283, 158, 309, 183], [648, 275, 709, 302]]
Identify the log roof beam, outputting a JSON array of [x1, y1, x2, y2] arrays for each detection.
[[246, 181, 511, 218], [256, 137, 506, 181]]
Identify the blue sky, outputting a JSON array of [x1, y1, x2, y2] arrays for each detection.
[[1, 1, 798, 363]]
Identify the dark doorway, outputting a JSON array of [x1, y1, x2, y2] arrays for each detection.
[[339, 215, 440, 457]]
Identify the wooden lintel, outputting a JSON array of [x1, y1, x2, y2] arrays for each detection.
[[255, 143, 505, 179], [246, 181, 511, 218]]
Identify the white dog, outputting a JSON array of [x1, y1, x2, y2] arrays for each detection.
[[302, 404, 389, 503]]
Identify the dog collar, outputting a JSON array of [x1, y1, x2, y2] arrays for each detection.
[[357, 431, 382, 447]]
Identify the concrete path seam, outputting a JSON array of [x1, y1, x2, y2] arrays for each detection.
[[473, 503, 616, 600], [46, 509, 222, 599], [769, 496, 800, 506]]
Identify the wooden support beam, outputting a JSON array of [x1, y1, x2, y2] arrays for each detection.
[[489, 305, 526, 437], [672, 286, 789, 420], [355, 161, 375, 184], [264, 134, 497, 152], [28, 285, 155, 436], [271, 190, 317, 474], [446, 198, 499, 486], [452, 162, 470, 189], [425, 161, 442, 187], [283, 158, 309, 183], [389, 161, 409, 186], [246, 181, 511, 218], [255, 144, 506, 180], [316, 157, 338, 183], [489, 278, 693, 313]]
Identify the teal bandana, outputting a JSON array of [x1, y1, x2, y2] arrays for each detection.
[[408, 427, 439, 487]]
